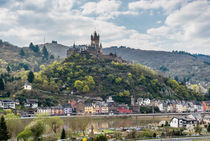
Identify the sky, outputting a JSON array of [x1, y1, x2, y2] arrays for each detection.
[[0, 0, 210, 55]]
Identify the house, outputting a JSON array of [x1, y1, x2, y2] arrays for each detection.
[[107, 102, 117, 114], [84, 103, 95, 114], [170, 117, 197, 128], [95, 104, 102, 114], [175, 104, 183, 113], [143, 98, 150, 105], [24, 81, 32, 90], [136, 98, 144, 105], [51, 106, 64, 116], [37, 107, 51, 114], [106, 96, 114, 103], [63, 104, 72, 116], [101, 103, 109, 114], [75, 101, 85, 114], [24, 99, 38, 109], [116, 104, 132, 114], [0, 99, 15, 109]]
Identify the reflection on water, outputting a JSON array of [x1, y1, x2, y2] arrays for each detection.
[[62, 116, 169, 130]]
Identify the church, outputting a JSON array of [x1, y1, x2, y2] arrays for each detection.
[[67, 31, 103, 57]]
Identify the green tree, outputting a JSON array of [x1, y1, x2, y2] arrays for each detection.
[[30, 121, 45, 141], [20, 48, 25, 56], [42, 46, 49, 59], [29, 42, 34, 50], [0, 78, 4, 91], [207, 123, 210, 132], [6, 65, 11, 73], [123, 90, 130, 97], [27, 71, 34, 83], [5, 113, 21, 138], [115, 77, 122, 84], [83, 85, 90, 93], [0, 116, 10, 140], [60, 128, 66, 139], [48, 116, 64, 134], [85, 76, 95, 89], [74, 80, 84, 91], [195, 123, 202, 135], [95, 135, 107, 141]]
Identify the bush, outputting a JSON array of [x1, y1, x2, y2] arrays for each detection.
[[94, 135, 107, 141]]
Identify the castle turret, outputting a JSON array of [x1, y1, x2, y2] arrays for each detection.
[[91, 31, 100, 48]]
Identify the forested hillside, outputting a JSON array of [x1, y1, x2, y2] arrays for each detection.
[[103, 46, 210, 84], [0, 40, 56, 73], [30, 53, 203, 103]]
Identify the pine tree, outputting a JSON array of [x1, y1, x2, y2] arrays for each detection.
[[0, 116, 10, 140], [60, 128, 66, 139], [0, 78, 4, 91], [42, 46, 48, 59], [29, 42, 34, 50], [6, 65, 10, 73], [20, 48, 25, 56], [27, 71, 34, 83]]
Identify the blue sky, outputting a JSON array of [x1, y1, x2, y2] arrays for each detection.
[[0, 0, 210, 55]]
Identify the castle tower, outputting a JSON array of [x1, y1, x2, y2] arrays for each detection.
[[91, 31, 100, 49]]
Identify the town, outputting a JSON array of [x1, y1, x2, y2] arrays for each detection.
[[1, 96, 210, 116]]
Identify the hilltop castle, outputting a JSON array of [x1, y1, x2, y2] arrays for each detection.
[[67, 31, 102, 57]]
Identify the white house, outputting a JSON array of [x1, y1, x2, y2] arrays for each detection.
[[24, 82, 32, 90], [143, 98, 151, 105], [24, 99, 38, 109], [0, 100, 15, 109], [136, 98, 144, 105], [106, 96, 114, 103], [158, 103, 164, 112], [170, 117, 197, 128]]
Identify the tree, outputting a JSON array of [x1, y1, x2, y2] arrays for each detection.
[[30, 121, 45, 141], [42, 46, 49, 59], [6, 65, 11, 73], [0, 116, 10, 140], [83, 85, 90, 93], [85, 76, 95, 89], [77, 117, 91, 136], [27, 71, 34, 83], [20, 48, 25, 56], [115, 77, 122, 84], [207, 123, 210, 132], [0, 78, 4, 91], [74, 80, 84, 91], [48, 116, 63, 134], [29, 42, 34, 50], [5, 112, 21, 138], [195, 123, 202, 135], [95, 135, 107, 141], [60, 128, 66, 139]]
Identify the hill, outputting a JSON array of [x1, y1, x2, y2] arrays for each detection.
[[38, 42, 70, 59], [103, 47, 210, 85], [29, 52, 203, 103], [0, 40, 56, 73]]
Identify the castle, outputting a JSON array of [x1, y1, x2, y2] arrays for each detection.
[[67, 31, 103, 57]]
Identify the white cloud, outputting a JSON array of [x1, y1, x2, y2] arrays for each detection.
[[81, 0, 137, 20], [147, 0, 210, 54], [128, 0, 187, 14], [0, 0, 210, 55]]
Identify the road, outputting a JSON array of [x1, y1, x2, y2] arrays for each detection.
[[138, 136, 210, 141], [20, 112, 210, 119]]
